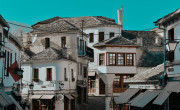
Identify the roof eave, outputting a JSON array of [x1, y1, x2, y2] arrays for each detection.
[[0, 15, 10, 28]]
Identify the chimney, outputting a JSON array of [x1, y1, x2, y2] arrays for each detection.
[[118, 6, 123, 30]]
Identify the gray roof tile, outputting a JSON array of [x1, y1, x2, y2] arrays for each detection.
[[93, 36, 139, 47], [126, 64, 163, 83]]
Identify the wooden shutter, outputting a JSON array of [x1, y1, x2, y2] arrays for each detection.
[[45, 38, 50, 49], [99, 32, 104, 42]]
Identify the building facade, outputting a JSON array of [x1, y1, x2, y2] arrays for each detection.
[[21, 18, 93, 110], [0, 15, 23, 110]]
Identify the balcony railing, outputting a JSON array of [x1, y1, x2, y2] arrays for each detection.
[[78, 46, 94, 59]]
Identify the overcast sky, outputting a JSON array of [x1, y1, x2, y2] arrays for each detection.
[[1, 0, 180, 30]]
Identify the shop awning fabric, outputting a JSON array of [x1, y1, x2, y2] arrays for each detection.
[[30, 95, 42, 99], [9, 95, 23, 110], [153, 81, 180, 105], [0, 89, 13, 107], [129, 90, 161, 108], [115, 88, 140, 104], [40, 95, 54, 99], [88, 71, 96, 76], [65, 95, 74, 99]]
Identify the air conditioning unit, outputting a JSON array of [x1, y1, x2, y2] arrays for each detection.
[[56, 94, 64, 101]]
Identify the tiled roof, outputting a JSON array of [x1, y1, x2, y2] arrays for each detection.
[[32, 16, 62, 26], [93, 36, 139, 47], [154, 9, 180, 25], [64, 16, 120, 28], [122, 30, 163, 47], [138, 51, 164, 67], [29, 47, 62, 60], [32, 16, 120, 30], [126, 64, 163, 83], [32, 19, 79, 33]]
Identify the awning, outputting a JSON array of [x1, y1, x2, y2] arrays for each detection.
[[88, 71, 96, 76], [71, 94, 78, 98], [40, 95, 54, 99], [65, 95, 74, 99], [9, 95, 23, 110], [153, 81, 180, 105], [129, 90, 161, 108], [0, 89, 13, 107], [115, 88, 140, 104], [78, 84, 87, 88], [30, 95, 42, 99]]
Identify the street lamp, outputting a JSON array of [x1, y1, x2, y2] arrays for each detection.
[[59, 81, 64, 90], [29, 83, 34, 90], [166, 40, 178, 52], [16, 68, 24, 77]]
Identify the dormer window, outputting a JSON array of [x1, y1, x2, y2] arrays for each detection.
[[45, 38, 50, 49], [61, 37, 66, 48]]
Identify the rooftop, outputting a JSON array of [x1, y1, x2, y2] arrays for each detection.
[[93, 36, 139, 47], [138, 51, 164, 67], [126, 63, 163, 83], [154, 8, 180, 25]]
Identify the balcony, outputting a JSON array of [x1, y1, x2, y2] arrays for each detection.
[[78, 46, 94, 59]]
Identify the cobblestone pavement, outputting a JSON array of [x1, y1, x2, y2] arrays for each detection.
[[79, 96, 105, 110]]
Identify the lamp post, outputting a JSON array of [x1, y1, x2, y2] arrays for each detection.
[[166, 40, 178, 52], [59, 81, 64, 90], [29, 83, 34, 90], [16, 68, 24, 78]]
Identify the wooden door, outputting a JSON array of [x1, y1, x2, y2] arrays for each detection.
[[99, 78, 105, 94], [64, 98, 69, 110]]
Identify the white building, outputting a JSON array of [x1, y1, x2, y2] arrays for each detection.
[[0, 15, 23, 110], [21, 18, 93, 110]]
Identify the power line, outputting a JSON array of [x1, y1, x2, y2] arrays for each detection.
[[7, 21, 157, 37]]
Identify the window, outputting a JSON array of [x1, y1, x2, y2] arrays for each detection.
[[107, 53, 134, 66], [126, 54, 133, 66], [64, 68, 68, 81], [83, 67, 87, 78], [46, 68, 52, 81], [10, 53, 12, 65], [109, 53, 116, 65], [113, 75, 121, 88], [15, 53, 16, 61], [117, 53, 125, 65], [4, 50, 6, 75], [71, 69, 75, 81], [45, 38, 50, 49], [80, 39, 84, 50], [99, 54, 105, 65], [77, 38, 79, 49], [110, 32, 114, 38], [168, 28, 174, 40], [33, 69, 39, 82], [99, 32, 104, 42], [6, 51, 9, 76], [89, 33, 94, 43], [0, 33, 2, 49], [61, 37, 66, 48]]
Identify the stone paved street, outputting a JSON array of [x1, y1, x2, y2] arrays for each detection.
[[79, 97, 105, 110]]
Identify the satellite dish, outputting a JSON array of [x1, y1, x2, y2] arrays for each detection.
[[57, 94, 64, 101], [32, 34, 37, 43]]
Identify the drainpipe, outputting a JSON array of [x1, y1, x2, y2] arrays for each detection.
[[157, 24, 166, 88]]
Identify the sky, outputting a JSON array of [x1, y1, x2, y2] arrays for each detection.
[[0, 0, 180, 30]]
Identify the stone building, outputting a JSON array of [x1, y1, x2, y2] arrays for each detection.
[[21, 18, 93, 110]]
